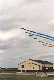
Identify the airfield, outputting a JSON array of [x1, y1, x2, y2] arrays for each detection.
[[0, 72, 54, 80]]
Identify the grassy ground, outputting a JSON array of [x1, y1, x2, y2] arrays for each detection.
[[0, 75, 54, 80], [0, 77, 54, 80], [0, 73, 54, 80]]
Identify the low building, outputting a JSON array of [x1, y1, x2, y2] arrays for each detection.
[[18, 59, 53, 72]]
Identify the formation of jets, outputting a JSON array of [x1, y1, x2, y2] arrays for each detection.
[[21, 28, 54, 48]]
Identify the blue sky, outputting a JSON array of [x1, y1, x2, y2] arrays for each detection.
[[0, 0, 54, 68]]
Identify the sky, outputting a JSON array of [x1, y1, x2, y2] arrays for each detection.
[[0, 0, 54, 68]]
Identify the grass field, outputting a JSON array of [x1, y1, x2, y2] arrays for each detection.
[[0, 75, 54, 80]]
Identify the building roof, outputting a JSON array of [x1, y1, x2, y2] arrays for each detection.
[[29, 59, 53, 65]]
